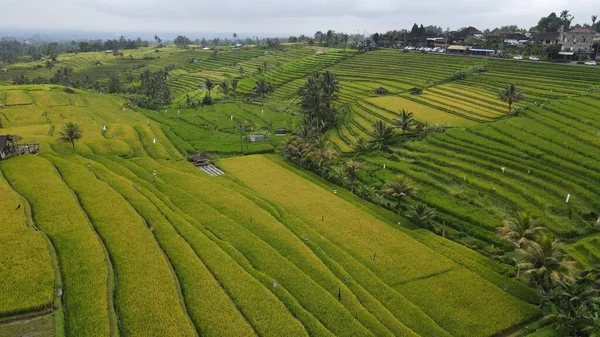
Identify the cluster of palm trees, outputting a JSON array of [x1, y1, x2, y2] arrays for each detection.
[[280, 134, 437, 228], [199, 78, 240, 105], [363, 110, 442, 152], [496, 211, 599, 334], [297, 71, 340, 132]]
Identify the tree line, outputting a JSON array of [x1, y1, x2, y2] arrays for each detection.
[[0, 36, 149, 65]]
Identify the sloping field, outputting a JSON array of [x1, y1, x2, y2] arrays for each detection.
[[0, 86, 540, 337], [221, 155, 538, 337]]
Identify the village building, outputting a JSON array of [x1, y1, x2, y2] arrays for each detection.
[[532, 32, 560, 45], [559, 27, 600, 58]]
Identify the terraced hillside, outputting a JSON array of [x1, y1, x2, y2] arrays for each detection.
[[0, 85, 539, 337], [302, 50, 600, 268]]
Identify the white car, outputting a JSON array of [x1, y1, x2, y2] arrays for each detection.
[[513, 55, 523, 60], [529, 57, 540, 61], [584, 61, 597, 66]]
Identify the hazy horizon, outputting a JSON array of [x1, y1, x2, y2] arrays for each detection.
[[1, 0, 599, 41]]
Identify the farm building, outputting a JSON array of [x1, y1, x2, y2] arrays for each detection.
[[275, 129, 289, 136], [375, 87, 388, 95], [249, 135, 266, 142], [316, 50, 325, 56], [447, 45, 469, 54], [191, 153, 211, 167]]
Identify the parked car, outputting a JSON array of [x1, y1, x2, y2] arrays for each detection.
[[529, 57, 540, 61], [584, 61, 597, 66], [513, 55, 523, 60]]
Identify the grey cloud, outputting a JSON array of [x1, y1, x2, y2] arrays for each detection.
[[1, 0, 599, 36]]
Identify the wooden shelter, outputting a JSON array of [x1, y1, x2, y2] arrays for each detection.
[[409, 87, 423, 95], [191, 152, 211, 167], [375, 87, 388, 95]]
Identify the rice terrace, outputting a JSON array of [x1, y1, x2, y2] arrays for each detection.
[[1, 6, 600, 337]]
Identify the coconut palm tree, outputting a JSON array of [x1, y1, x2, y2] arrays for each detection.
[[231, 78, 239, 101], [500, 84, 524, 115], [254, 79, 273, 106], [382, 175, 416, 207], [204, 78, 215, 98], [405, 202, 436, 229], [592, 15, 598, 27], [219, 80, 230, 97], [308, 136, 338, 177], [57, 122, 83, 152], [344, 160, 361, 192], [356, 184, 377, 200], [320, 71, 339, 101], [517, 234, 577, 304], [371, 120, 396, 151], [353, 136, 372, 153], [392, 109, 415, 134], [496, 211, 547, 248]]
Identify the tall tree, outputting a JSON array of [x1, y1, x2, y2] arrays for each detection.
[[57, 122, 83, 152], [382, 175, 416, 207], [496, 211, 546, 248], [405, 202, 436, 229], [344, 160, 361, 192], [308, 136, 338, 178], [231, 78, 239, 101], [107, 73, 121, 94], [592, 15, 598, 28], [500, 84, 524, 115], [253, 79, 273, 106], [517, 234, 577, 303], [297, 71, 340, 132], [371, 120, 396, 151], [219, 80, 230, 97], [342, 34, 349, 53], [546, 268, 600, 335], [392, 109, 415, 134], [204, 78, 215, 98]]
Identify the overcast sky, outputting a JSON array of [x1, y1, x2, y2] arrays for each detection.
[[1, 0, 599, 38]]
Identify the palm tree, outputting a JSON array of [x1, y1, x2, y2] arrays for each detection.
[[57, 122, 83, 152], [353, 136, 371, 153], [327, 165, 347, 185], [405, 202, 436, 229], [382, 175, 417, 207], [233, 33, 238, 42], [372, 193, 391, 209], [517, 234, 577, 304], [356, 185, 377, 200], [239, 67, 245, 76], [592, 15, 598, 27], [496, 211, 547, 248], [371, 120, 396, 151], [342, 34, 349, 53], [320, 71, 339, 100], [344, 160, 361, 192], [392, 109, 415, 134], [219, 80, 230, 97], [231, 78, 239, 101], [254, 79, 273, 106], [500, 84, 524, 115], [204, 78, 215, 98], [308, 136, 338, 177], [45, 60, 54, 70]]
